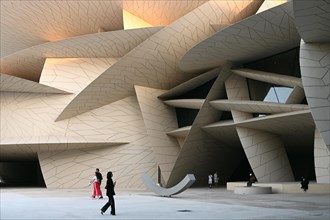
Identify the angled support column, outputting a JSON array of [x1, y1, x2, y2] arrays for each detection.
[[167, 64, 246, 187], [135, 86, 181, 186], [225, 74, 294, 182], [299, 42, 330, 151], [314, 129, 330, 183]]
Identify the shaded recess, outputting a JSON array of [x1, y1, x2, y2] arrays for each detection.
[[282, 130, 316, 181], [219, 111, 233, 121], [244, 47, 301, 77], [0, 159, 46, 187], [175, 78, 216, 128], [228, 153, 253, 183], [176, 108, 199, 128]]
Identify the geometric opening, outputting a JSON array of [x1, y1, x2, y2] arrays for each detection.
[[175, 78, 217, 128], [264, 86, 293, 103]]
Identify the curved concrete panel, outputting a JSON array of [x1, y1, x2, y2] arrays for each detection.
[[293, 0, 330, 151], [314, 129, 330, 183], [299, 42, 330, 151], [0, 141, 126, 160], [0, 0, 123, 57], [164, 99, 205, 109], [142, 174, 196, 197], [232, 69, 303, 88], [285, 86, 306, 104], [0, 73, 68, 94], [203, 110, 315, 148], [39, 58, 119, 94], [55, 0, 263, 121], [180, 2, 301, 72], [292, 0, 330, 43], [166, 126, 191, 139], [209, 100, 308, 113], [158, 68, 219, 100], [1, 27, 162, 81], [234, 110, 314, 136]]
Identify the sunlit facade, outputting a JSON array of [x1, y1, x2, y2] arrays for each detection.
[[0, 0, 329, 189]]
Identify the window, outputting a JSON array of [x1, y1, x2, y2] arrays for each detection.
[[264, 87, 293, 103]]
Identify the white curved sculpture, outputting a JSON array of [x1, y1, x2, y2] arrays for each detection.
[[142, 174, 196, 197]]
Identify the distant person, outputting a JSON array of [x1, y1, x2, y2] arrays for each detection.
[[300, 176, 309, 192], [90, 171, 103, 199], [208, 174, 213, 188], [247, 173, 256, 187], [214, 172, 219, 187], [101, 171, 116, 216]]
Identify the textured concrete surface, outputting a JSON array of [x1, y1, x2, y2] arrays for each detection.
[[0, 187, 329, 219]]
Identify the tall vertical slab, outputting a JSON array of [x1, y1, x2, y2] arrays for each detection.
[[300, 42, 330, 151], [225, 74, 294, 182], [135, 86, 181, 185], [314, 129, 330, 183]]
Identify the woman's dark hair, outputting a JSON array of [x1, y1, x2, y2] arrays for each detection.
[[107, 171, 113, 179], [96, 172, 102, 180]]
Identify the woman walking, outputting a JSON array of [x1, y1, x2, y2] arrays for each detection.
[[90, 172, 103, 199], [101, 171, 116, 215]]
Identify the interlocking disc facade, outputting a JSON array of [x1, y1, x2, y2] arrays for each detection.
[[1, 0, 329, 189]]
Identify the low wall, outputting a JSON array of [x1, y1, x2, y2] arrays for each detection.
[[227, 182, 330, 193], [234, 186, 272, 194]]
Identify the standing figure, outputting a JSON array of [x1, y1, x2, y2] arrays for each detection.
[[300, 176, 309, 192], [101, 171, 116, 216], [96, 168, 103, 186], [96, 168, 103, 198], [208, 174, 213, 188], [214, 172, 219, 187], [90, 171, 103, 199], [247, 173, 256, 187]]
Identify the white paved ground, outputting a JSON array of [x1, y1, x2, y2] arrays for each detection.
[[0, 187, 329, 219]]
